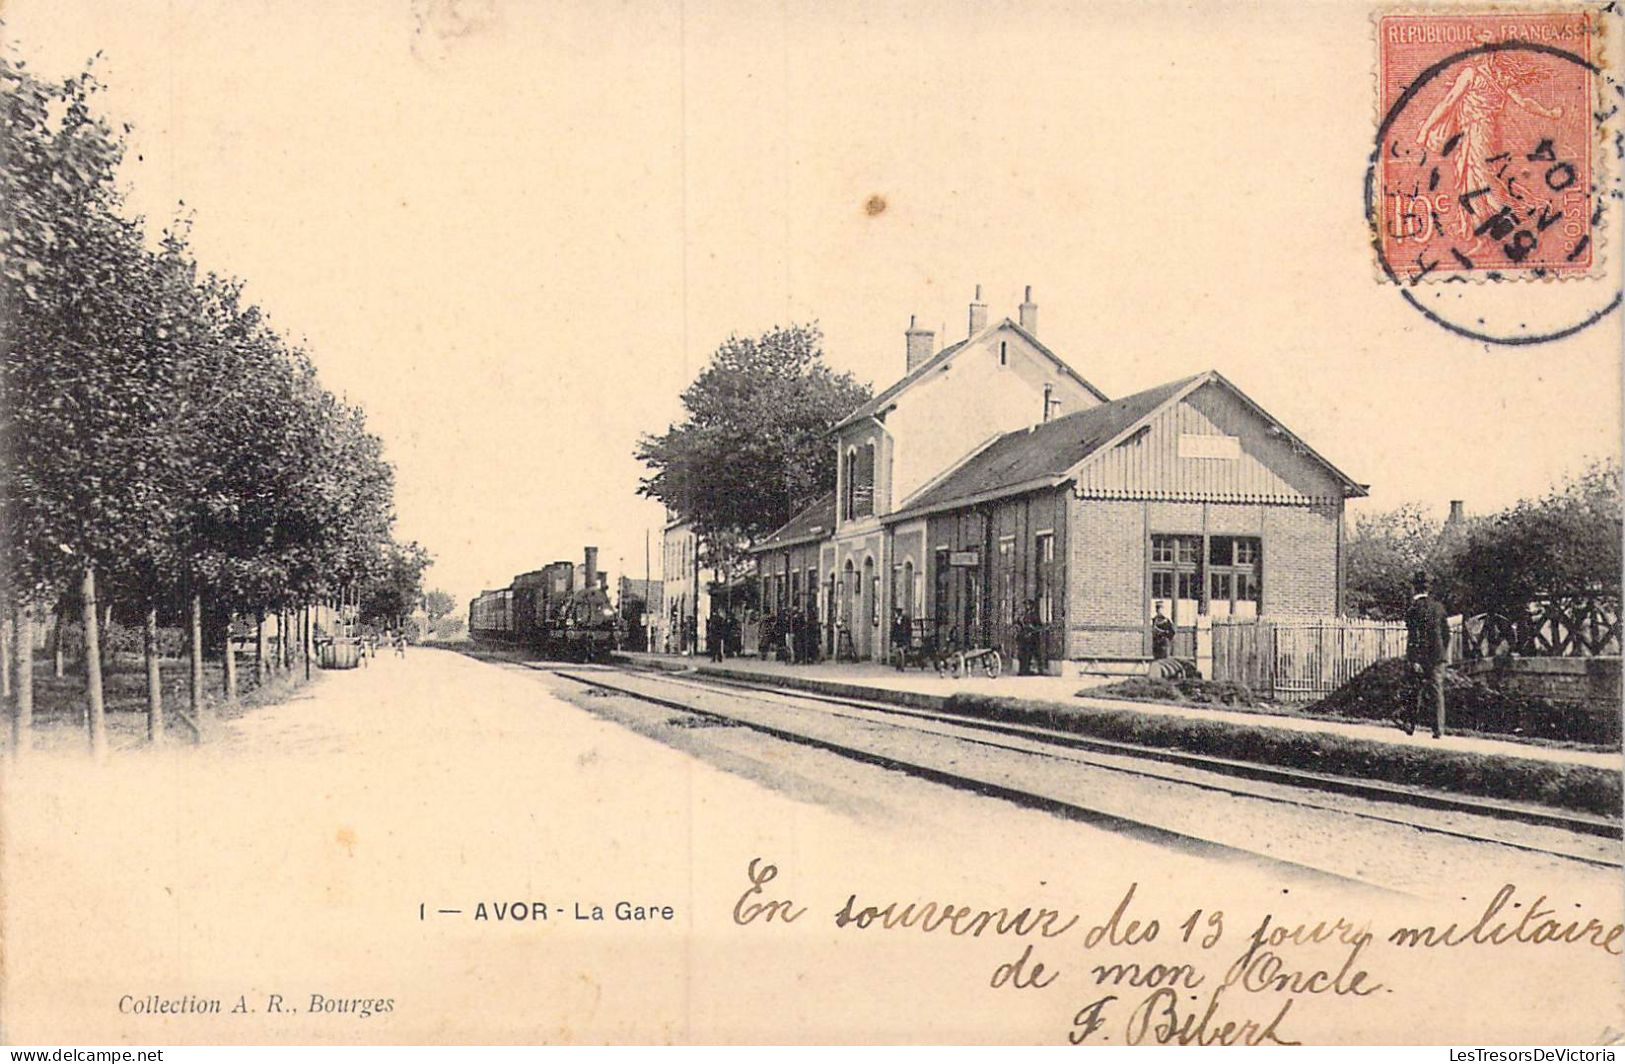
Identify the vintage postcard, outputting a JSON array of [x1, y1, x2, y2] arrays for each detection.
[[1, 0, 1621, 1049]]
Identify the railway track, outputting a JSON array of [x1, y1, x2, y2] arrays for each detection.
[[645, 665, 1621, 838], [535, 663, 1621, 892]]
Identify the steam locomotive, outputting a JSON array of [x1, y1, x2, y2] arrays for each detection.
[[468, 546, 618, 661]]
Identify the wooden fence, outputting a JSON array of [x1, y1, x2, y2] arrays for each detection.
[[1208, 597, 1621, 702], [1211, 618, 1410, 702], [1459, 596, 1620, 660]]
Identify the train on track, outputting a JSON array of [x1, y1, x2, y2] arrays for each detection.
[[469, 546, 618, 661]]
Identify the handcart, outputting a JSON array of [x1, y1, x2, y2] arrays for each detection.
[[943, 644, 1003, 679]]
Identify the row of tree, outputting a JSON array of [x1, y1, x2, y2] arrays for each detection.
[[1345, 459, 1622, 620], [1, 52, 425, 755]]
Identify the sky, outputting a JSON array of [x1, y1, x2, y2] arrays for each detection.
[[7, 0, 1621, 607]]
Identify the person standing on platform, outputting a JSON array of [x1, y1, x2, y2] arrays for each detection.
[[708, 606, 725, 662], [1400, 570, 1450, 738], [1150, 601, 1176, 660], [890, 607, 912, 670], [1017, 599, 1047, 675], [804, 598, 820, 664]]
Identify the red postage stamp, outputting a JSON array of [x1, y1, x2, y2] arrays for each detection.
[[1375, 8, 1601, 282]]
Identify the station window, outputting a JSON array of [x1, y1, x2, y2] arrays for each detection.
[[998, 536, 1016, 625], [1207, 536, 1262, 618], [1149, 534, 1202, 623], [1150, 533, 1262, 621], [1035, 532, 1055, 624]]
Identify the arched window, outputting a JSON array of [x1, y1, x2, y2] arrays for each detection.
[[851, 443, 875, 518], [843, 448, 857, 519]]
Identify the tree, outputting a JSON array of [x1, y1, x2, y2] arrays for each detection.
[[635, 322, 869, 575], [1347, 461, 1623, 621], [423, 589, 456, 620], [359, 541, 432, 631], [1, 55, 170, 754], [1344, 503, 1455, 619], [1453, 459, 1621, 614]]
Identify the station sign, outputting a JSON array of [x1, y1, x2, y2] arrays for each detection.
[[948, 550, 980, 567]]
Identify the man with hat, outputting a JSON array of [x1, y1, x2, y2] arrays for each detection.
[[1150, 601, 1176, 661], [1400, 570, 1451, 738]]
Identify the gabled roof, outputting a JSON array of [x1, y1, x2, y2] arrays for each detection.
[[833, 318, 1109, 432], [748, 491, 837, 552], [887, 376, 1199, 519], [834, 339, 970, 431], [1197, 370, 1368, 500], [885, 371, 1367, 521], [1007, 319, 1111, 404]]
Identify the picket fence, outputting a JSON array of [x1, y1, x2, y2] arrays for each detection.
[[1209, 617, 1416, 702]]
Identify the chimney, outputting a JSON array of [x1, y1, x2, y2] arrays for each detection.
[[1019, 285, 1038, 334], [905, 315, 935, 373], [583, 546, 598, 591], [968, 284, 987, 336], [1447, 500, 1465, 525]]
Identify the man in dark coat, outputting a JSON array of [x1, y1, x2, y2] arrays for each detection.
[[1016, 600, 1047, 675], [805, 598, 821, 663], [708, 606, 725, 662], [1401, 570, 1451, 738]]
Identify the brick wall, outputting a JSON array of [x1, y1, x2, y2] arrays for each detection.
[[1260, 502, 1341, 617], [1463, 656, 1623, 705], [1066, 498, 1144, 658], [1064, 497, 1343, 658]]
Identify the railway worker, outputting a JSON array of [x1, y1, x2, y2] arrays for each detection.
[[1399, 570, 1450, 739], [1150, 601, 1176, 660]]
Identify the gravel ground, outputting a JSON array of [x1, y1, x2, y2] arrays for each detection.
[[3, 648, 1619, 1045], [547, 666, 1622, 896]]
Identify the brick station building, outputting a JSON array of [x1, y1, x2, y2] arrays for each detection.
[[749, 287, 1367, 672]]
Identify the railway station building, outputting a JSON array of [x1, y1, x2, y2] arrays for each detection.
[[657, 514, 710, 655], [748, 287, 1367, 672]]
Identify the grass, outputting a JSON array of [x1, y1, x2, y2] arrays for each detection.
[[1090, 676, 1259, 707], [1084, 675, 1619, 753], [2, 651, 319, 754], [936, 691, 1622, 818]]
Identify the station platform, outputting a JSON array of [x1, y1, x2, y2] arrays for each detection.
[[616, 651, 1621, 772]]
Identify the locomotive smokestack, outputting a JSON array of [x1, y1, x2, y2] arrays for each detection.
[[583, 546, 598, 591]]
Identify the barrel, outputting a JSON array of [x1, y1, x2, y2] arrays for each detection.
[[319, 637, 361, 670]]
